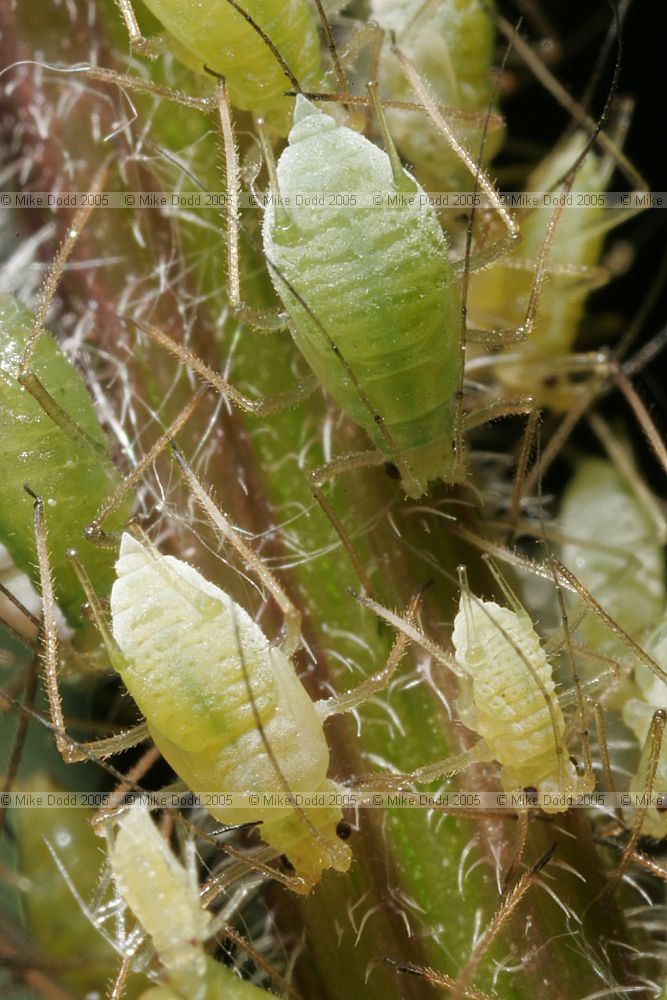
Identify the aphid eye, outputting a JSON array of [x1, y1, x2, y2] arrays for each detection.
[[656, 794, 667, 814], [384, 462, 401, 481], [523, 786, 539, 804], [278, 854, 295, 872], [336, 820, 353, 841]]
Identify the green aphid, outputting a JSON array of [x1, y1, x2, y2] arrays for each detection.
[[0, 295, 131, 627], [127, 0, 323, 132], [263, 97, 462, 498]]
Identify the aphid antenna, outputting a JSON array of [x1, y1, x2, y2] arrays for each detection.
[[13, 158, 113, 463], [449, 843, 557, 1000], [312, 0, 349, 99], [220, 0, 304, 94], [0, 581, 42, 634], [169, 440, 302, 652], [535, 468, 594, 785], [484, 1, 647, 192], [0, 647, 40, 834], [599, 709, 667, 903], [85, 383, 208, 545], [283, 89, 506, 130], [382, 956, 495, 1000], [586, 411, 667, 539]]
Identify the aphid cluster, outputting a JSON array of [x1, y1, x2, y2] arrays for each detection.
[[2, 1, 667, 998]]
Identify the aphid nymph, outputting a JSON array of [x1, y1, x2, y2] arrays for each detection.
[[110, 530, 352, 890]]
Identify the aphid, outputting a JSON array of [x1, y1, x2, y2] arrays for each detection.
[[359, 562, 594, 812], [36, 448, 413, 892], [109, 529, 355, 892], [368, 0, 504, 191], [260, 95, 522, 501], [107, 802, 272, 999], [559, 455, 666, 654], [0, 294, 131, 627], [11, 774, 147, 998], [115, 0, 323, 131], [467, 130, 621, 408]]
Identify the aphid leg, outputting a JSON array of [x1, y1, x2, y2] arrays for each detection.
[[16, 161, 112, 462], [309, 450, 388, 594], [0, 645, 40, 832], [502, 808, 529, 892], [507, 408, 541, 542], [217, 79, 286, 330], [524, 328, 667, 493], [608, 370, 667, 482], [450, 844, 556, 1000], [170, 442, 302, 654], [29, 489, 148, 764], [316, 590, 420, 720], [113, 0, 165, 58], [489, 6, 646, 193], [86, 383, 208, 544], [586, 411, 667, 537], [604, 710, 667, 900], [383, 958, 495, 1000], [129, 317, 317, 416]]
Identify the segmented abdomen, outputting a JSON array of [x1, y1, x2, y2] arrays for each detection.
[[452, 599, 565, 785], [141, 0, 322, 130], [264, 99, 460, 465]]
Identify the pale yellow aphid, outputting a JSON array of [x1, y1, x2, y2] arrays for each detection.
[[110, 532, 352, 891], [360, 566, 593, 813], [107, 801, 271, 999], [622, 619, 667, 840], [450, 570, 594, 811], [559, 456, 666, 654]]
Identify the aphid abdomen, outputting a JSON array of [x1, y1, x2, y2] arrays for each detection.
[[0, 295, 130, 625], [452, 598, 567, 794], [560, 458, 666, 650], [140, 0, 322, 130], [263, 98, 461, 495], [111, 534, 351, 884], [110, 803, 211, 989]]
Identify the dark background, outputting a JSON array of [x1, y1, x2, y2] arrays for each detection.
[[497, 0, 667, 486]]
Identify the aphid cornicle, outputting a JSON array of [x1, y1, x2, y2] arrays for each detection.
[[119, 0, 322, 131], [262, 96, 462, 498], [110, 532, 352, 891]]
